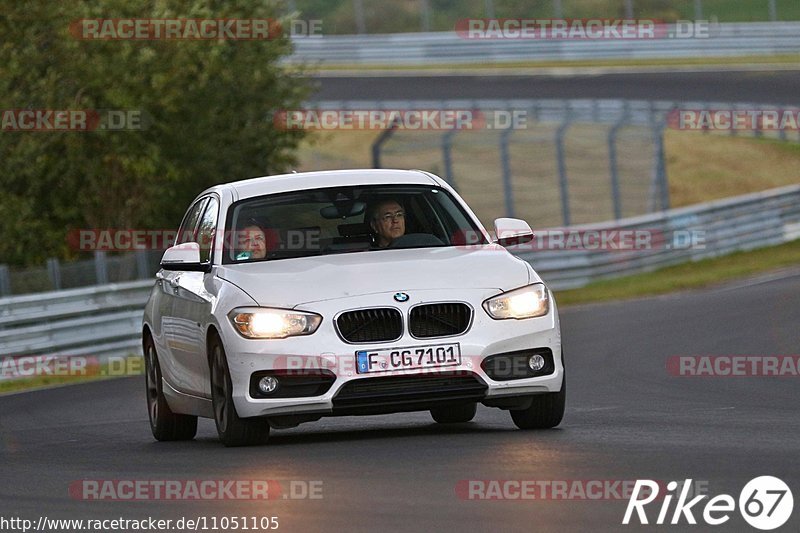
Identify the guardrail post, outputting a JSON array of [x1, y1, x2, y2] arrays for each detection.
[[499, 122, 516, 218], [0, 264, 10, 297], [555, 106, 573, 226], [768, 0, 777, 21], [441, 128, 459, 190], [608, 102, 629, 220], [46, 258, 62, 291], [95, 251, 108, 285]]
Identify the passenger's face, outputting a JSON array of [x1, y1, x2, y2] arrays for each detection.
[[371, 201, 405, 246], [242, 226, 266, 259]]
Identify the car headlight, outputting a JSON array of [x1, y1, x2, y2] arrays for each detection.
[[229, 308, 322, 339], [483, 283, 550, 320]]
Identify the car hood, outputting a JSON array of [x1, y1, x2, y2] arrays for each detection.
[[216, 245, 533, 308]]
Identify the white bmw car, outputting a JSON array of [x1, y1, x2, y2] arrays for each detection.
[[142, 169, 564, 446]]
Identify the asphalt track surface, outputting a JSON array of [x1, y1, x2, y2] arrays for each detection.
[[311, 70, 800, 104], [1, 270, 798, 532]]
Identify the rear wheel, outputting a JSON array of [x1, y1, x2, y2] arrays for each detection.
[[210, 338, 270, 447], [430, 402, 477, 424], [510, 374, 566, 430], [144, 334, 197, 441]]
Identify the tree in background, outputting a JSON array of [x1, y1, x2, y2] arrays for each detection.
[[0, 0, 309, 266]]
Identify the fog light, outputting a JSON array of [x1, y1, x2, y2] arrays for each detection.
[[528, 354, 545, 372], [258, 376, 279, 394]]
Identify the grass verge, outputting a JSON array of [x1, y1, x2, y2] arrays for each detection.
[[555, 238, 800, 306]]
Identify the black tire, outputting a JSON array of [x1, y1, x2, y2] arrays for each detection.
[[144, 334, 198, 441], [210, 337, 270, 447], [430, 402, 477, 424], [510, 374, 566, 430]]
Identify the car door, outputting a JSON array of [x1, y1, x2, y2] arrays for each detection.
[[168, 195, 219, 397], [159, 196, 207, 392]]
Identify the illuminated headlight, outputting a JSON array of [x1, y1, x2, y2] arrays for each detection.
[[229, 308, 322, 339], [483, 283, 550, 320]]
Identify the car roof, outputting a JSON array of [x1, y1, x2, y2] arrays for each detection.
[[203, 169, 442, 202]]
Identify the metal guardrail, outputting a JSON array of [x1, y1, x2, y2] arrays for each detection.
[[1, 185, 798, 369], [289, 22, 800, 65]]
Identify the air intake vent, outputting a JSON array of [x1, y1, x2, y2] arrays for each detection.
[[336, 308, 403, 343], [409, 303, 471, 338]]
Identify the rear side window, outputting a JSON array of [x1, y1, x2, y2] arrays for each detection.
[[176, 198, 208, 245]]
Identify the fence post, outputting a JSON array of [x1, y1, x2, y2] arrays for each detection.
[[136, 249, 150, 279], [648, 103, 670, 212], [95, 251, 109, 285], [768, 0, 777, 21], [656, 124, 670, 211], [499, 125, 515, 218], [420, 0, 431, 32], [353, 0, 366, 34], [46, 258, 62, 291], [694, 0, 703, 20], [608, 102, 629, 220], [555, 106, 573, 226], [624, 0, 634, 19], [0, 264, 10, 297], [552, 0, 563, 19], [441, 129, 459, 189], [372, 117, 400, 168]]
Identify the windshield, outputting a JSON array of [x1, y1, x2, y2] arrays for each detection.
[[223, 185, 488, 263]]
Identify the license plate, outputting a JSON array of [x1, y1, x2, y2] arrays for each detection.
[[356, 343, 461, 374]]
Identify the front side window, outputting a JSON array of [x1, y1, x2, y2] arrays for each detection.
[[176, 198, 208, 246], [197, 197, 219, 263], [223, 185, 487, 264]]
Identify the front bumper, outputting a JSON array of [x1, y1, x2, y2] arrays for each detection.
[[220, 288, 563, 419]]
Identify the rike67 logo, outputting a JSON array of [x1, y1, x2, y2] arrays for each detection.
[[623, 477, 793, 530]]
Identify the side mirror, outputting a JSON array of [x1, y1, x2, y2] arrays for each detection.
[[160, 242, 211, 272], [493, 218, 534, 247]]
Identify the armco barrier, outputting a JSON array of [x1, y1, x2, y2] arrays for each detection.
[[289, 22, 800, 65], [1, 185, 799, 371]]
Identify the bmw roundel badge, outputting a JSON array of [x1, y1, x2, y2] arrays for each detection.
[[393, 292, 410, 302]]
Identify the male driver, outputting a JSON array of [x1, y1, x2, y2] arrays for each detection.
[[369, 199, 406, 248], [236, 222, 269, 260]]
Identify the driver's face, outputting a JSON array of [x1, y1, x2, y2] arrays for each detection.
[[242, 226, 267, 259], [371, 201, 405, 247]]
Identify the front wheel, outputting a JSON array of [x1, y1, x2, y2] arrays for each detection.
[[510, 374, 566, 430], [144, 335, 197, 441], [210, 338, 270, 447]]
